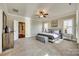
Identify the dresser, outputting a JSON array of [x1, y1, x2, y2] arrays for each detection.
[[2, 32, 14, 51]]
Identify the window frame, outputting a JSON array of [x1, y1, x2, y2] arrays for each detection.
[[63, 18, 74, 35]]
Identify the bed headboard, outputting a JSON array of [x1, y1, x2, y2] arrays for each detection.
[[48, 29, 62, 34]]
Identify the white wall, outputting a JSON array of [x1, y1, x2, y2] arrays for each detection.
[[7, 14, 25, 40], [76, 10, 79, 43], [76, 4, 79, 43], [14, 20, 18, 41], [31, 20, 42, 36], [9, 14, 42, 38], [0, 10, 3, 53], [7, 14, 32, 39], [25, 17, 31, 37]]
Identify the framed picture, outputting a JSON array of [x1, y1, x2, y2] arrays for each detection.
[[3, 12, 7, 29], [51, 20, 58, 27]]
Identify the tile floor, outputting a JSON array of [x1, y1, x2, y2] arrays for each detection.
[[0, 37, 79, 56]]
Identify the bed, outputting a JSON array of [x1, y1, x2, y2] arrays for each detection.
[[37, 30, 62, 41]]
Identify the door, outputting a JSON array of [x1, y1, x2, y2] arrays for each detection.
[[19, 22, 25, 38]]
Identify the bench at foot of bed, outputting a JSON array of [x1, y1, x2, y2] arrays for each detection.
[[36, 35, 48, 44]]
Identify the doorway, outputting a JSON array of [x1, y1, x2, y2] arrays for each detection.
[[18, 22, 25, 38]]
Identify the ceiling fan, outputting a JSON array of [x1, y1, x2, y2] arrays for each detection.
[[36, 8, 48, 18]]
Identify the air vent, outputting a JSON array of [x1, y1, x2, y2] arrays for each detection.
[[13, 8, 19, 13], [69, 3, 71, 5]]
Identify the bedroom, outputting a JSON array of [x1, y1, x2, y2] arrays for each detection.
[[36, 14, 76, 42], [0, 3, 79, 56]]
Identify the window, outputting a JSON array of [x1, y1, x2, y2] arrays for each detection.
[[63, 19, 73, 34], [43, 23, 48, 32]]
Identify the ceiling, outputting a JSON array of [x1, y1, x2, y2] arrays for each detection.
[[0, 3, 77, 20]]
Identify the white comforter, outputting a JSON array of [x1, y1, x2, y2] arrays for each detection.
[[40, 32, 59, 38]]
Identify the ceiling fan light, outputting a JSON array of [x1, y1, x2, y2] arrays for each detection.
[[43, 9, 47, 13], [40, 15, 43, 17], [36, 8, 48, 18]]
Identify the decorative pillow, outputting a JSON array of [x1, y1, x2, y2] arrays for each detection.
[[48, 29, 52, 33]]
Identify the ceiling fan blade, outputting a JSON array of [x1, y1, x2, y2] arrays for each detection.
[[44, 13, 48, 15], [43, 15, 46, 18]]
